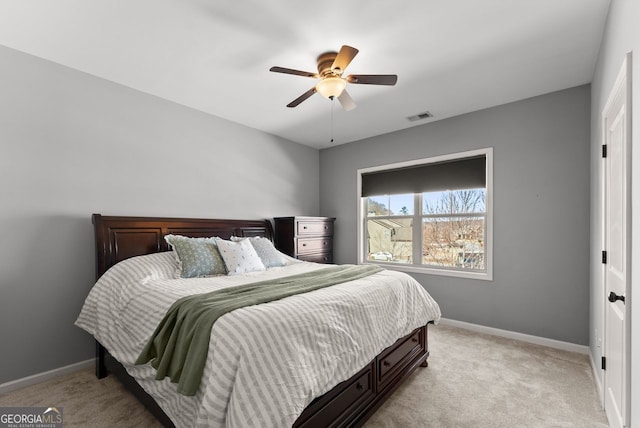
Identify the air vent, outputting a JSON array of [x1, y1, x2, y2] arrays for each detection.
[[407, 111, 433, 122]]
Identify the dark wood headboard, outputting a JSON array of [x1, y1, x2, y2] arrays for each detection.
[[92, 214, 274, 280]]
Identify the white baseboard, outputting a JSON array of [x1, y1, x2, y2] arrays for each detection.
[[438, 318, 590, 355], [0, 359, 93, 394]]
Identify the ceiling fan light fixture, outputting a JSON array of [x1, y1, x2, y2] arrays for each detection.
[[316, 77, 347, 99], [270, 45, 396, 109]]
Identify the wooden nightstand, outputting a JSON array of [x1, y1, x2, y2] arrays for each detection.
[[274, 216, 336, 264]]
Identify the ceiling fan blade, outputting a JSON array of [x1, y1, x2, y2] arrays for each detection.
[[346, 74, 398, 85], [270, 66, 319, 78], [331, 45, 359, 73], [337, 90, 357, 111], [287, 87, 317, 108]]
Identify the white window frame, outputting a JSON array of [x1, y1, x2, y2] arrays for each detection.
[[357, 148, 493, 281]]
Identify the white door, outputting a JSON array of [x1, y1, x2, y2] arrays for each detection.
[[602, 53, 631, 428]]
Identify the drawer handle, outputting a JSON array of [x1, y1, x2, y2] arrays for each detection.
[[411, 338, 418, 343], [324, 226, 328, 230], [302, 243, 306, 246], [303, 226, 307, 229], [356, 382, 363, 390], [323, 241, 327, 246], [383, 360, 390, 367]]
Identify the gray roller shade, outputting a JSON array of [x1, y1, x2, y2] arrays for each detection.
[[361, 155, 486, 197]]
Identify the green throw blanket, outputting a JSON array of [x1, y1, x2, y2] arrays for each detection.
[[136, 264, 383, 396]]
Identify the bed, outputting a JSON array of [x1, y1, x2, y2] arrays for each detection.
[[76, 214, 441, 427]]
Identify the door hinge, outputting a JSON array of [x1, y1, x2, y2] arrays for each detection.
[[602, 251, 607, 264], [601, 356, 606, 370], [602, 144, 607, 158]]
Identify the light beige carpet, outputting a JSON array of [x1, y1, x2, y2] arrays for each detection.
[[364, 324, 608, 428], [0, 324, 608, 427]]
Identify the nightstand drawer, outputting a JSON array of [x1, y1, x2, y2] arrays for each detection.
[[296, 237, 332, 254], [274, 217, 335, 265], [297, 220, 334, 236], [298, 253, 333, 264]]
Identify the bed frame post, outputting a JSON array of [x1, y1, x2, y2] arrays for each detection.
[[96, 341, 107, 379]]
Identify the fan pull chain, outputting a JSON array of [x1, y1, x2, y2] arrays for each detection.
[[330, 97, 335, 144]]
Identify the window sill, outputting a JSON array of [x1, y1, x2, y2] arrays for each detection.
[[362, 260, 493, 281]]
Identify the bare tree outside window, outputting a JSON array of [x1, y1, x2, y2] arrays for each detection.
[[367, 198, 390, 216], [422, 189, 486, 270]]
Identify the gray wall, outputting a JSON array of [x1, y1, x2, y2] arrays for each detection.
[[0, 45, 319, 384], [589, 0, 640, 420], [320, 85, 591, 345]]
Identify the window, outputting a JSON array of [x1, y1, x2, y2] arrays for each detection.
[[366, 194, 414, 264], [358, 148, 493, 280]]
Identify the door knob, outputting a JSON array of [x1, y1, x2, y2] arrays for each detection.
[[608, 291, 625, 304]]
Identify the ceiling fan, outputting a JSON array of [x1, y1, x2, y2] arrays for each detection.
[[269, 45, 397, 111]]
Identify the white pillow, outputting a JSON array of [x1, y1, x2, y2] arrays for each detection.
[[231, 236, 287, 268], [215, 238, 266, 275]]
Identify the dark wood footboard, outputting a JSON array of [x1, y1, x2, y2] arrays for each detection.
[[96, 322, 432, 428], [293, 322, 432, 428]]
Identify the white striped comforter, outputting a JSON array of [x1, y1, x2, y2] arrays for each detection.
[[75, 252, 441, 428]]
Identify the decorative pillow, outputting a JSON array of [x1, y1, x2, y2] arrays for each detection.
[[164, 235, 227, 278], [231, 236, 287, 268], [215, 238, 266, 275]]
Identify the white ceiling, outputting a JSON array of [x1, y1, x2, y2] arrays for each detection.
[[0, 0, 610, 149]]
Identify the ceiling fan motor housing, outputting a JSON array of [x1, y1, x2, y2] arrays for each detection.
[[317, 51, 339, 77]]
